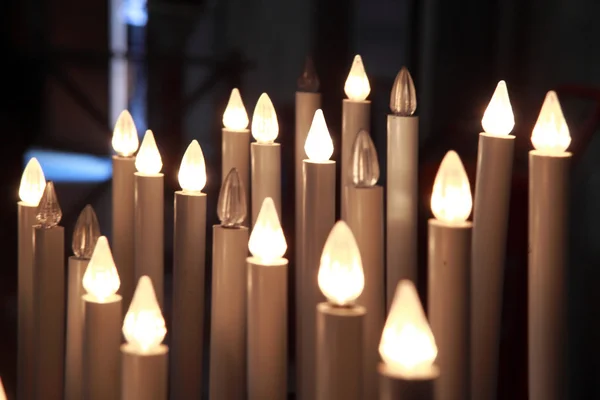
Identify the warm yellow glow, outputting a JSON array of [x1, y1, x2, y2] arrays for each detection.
[[135, 130, 163, 174], [379, 280, 438, 377], [431, 151, 472, 224], [531, 90, 571, 154], [0, 377, 5, 400], [481, 80, 515, 136], [318, 221, 364, 306], [19, 157, 46, 206], [248, 197, 287, 263], [178, 140, 206, 192], [223, 88, 249, 130], [123, 276, 167, 354], [112, 110, 139, 156], [82, 236, 121, 302], [251, 93, 279, 144], [304, 109, 334, 162], [344, 55, 370, 101]]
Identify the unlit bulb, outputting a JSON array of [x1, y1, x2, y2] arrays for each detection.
[[135, 130, 163, 174], [251, 93, 279, 144], [481, 80, 515, 136], [351, 129, 379, 187], [72, 204, 101, 258], [431, 151, 472, 224], [217, 168, 247, 228], [82, 236, 121, 302], [297, 56, 320, 92], [304, 109, 334, 162], [112, 110, 139, 157], [390, 66, 417, 115], [36, 181, 62, 228], [531, 90, 571, 154], [344, 55, 370, 101], [248, 197, 287, 263], [178, 140, 206, 192], [223, 88, 249, 131], [19, 157, 46, 206]]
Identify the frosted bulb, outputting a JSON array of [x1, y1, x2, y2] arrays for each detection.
[[72, 204, 101, 258], [318, 221, 364, 306], [431, 151, 472, 224], [344, 55, 370, 101], [135, 130, 163, 174], [390, 66, 417, 115], [481, 80, 515, 136], [531, 91, 571, 154], [19, 157, 46, 206], [178, 140, 207, 192], [379, 280, 438, 377], [297, 56, 320, 92], [304, 109, 334, 162], [351, 129, 380, 187], [223, 88, 249, 130], [218, 168, 247, 227], [36, 181, 62, 228], [251, 93, 279, 144], [112, 110, 139, 156], [123, 276, 167, 353], [0, 377, 5, 400], [82, 236, 121, 302], [248, 197, 287, 263]]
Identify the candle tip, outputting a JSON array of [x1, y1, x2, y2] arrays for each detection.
[[304, 109, 334, 162], [112, 109, 139, 156], [218, 168, 247, 227], [223, 88, 249, 130], [135, 130, 163, 174], [344, 54, 370, 101], [178, 140, 207, 192], [72, 204, 101, 258], [297, 56, 320, 92], [36, 181, 62, 228], [531, 90, 571, 153], [82, 236, 121, 301], [248, 197, 286, 263], [431, 150, 472, 224], [390, 66, 417, 115], [350, 129, 380, 187], [481, 80, 514, 136], [19, 157, 47, 206], [251, 93, 279, 144]]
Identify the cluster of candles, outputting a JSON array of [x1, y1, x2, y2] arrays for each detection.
[[9, 54, 571, 400]]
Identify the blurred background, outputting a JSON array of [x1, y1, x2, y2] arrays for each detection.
[[3, 0, 600, 398]]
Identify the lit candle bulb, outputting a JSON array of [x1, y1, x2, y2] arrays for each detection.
[[531, 90, 571, 154], [390, 66, 417, 116], [112, 110, 139, 157], [19, 158, 46, 207], [350, 129, 380, 187], [344, 54, 371, 101], [217, 168, 247, 228], [0, 377, 5, 400], [73, 204, 101, 259], [248, 197, 287, 264], [304, 109, 334, 162], [178, 139, 207, 193], [251, 93, 279, 144], [135, 130, 163, 175], [82, 236, 121, 302], [36, 181, 62, 228], [430, 151, 472, 225], [223, 88, 250, 131], [481, 80, 515, 136]]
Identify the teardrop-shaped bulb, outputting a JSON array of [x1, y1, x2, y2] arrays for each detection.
[[304, 109, 334, 161], [351, 129, 380, 187], [531, 91, 571, 154], [344, 55, 371, 101], [36, 181, 62, 228], [218, 168, 247, 227], [431, 151, 472, 224], [72, 204, 101, 258], [390, 66, 417, 115], [481, 80, 515, 136], [297, 56, 320, 92], [19, 157, 47, 206], [112, 110, 139, 156], [248, 197, 287, 263], [251, 93, 279, 144], [178, 140, 207, 192], [82, 236, 121, 302], [135, 130, 163, 174], [223, 88, 249, 131]]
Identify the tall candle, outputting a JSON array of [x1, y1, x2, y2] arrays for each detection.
[[298, 109, 335, 400], [341, 54, 371, 219], [428, 151, 472, 400], [316, 221, 366, 400], [17, 158, 46, 400], [471, 81, 515, 400], [171, 140, 208, 400], [386, 67, 419, 304], [111, 110, 139, 310], [134, 130, 165, 306], [528, 91, 571, 400]]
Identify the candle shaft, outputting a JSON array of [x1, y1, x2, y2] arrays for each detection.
[[210, 225, 249, 400], [121, 345, 169, 400], [251, 142, 281, 225], [222, 128, 250, 226], [378, 364, 437, 400]]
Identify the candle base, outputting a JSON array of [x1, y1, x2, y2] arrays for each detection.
[[222, 128, 250, 226], [251, 142, 281, 225]]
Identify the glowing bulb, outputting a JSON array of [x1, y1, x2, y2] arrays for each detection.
[[318, 221, 364, 306], [0, 377, 5, 400], [123, 276, 167, 353], [112, 110, 139, 156], [82, 236, 121, 302], [390, 66, 417, 115], [223, 88, 249, 131], [36, 181, 62, 228], [481, 80, 515, 136], [251, 93, 279, 144], [351, 129, 379, 187], [531, 91, 571, 154], [218, 168, 247, 227], [72, 204, 101, 258], [19, 157, 46, 206], [135, 130, 163, 174], [297, 56, 320, 92], [248, 197, 287, 263], [344, 55, 370, 101], [379, 280, 438, 377], [304, 109, 334, 162], [431, 151, 472, 224], [178, 140, 206, 192]]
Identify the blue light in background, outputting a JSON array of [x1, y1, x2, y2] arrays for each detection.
[[24, 149, 112, 183], [123, 0, 148, 27]]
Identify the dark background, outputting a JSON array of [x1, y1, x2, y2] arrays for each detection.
[[3, 0, 600, 398]]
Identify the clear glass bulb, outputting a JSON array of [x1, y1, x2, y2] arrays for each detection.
[[481, 80, 515, 136], [431, 151, 472, 224], [123, 276, 167, 354], [223, 88, 249, 131], [178, 140, 207, 192], [251, 93, 279, 144], [379, 280, 438, 377], [318, 221, 364, 306], [82, 236, 121, 302], [72, 204, 101, 258], [248, 197, 287, 263], [218, 168, 247, 228], [297, 56, 320, 92], [135, 130, 163, 174], [344, 55, 370, 101], [36, 181, 62, 228], [351, 129, 379, 187], [390, 66, 417, 115], [19, 157, 46, 206], [304, 109, 334, 162], [531, 90, 571, 154], [112, 109, 139, 157]]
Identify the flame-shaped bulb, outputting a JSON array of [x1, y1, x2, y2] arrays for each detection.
[[297, 56, 320, 92], [390, 67, 417, 115], [135, 130, 163, 174], [344, 55, 370, 101], [82, 236, 121, 302], [351, 129, 380, 187], [248, 197, 287, 263], [481, 80, 515, 136], [112, 110, 139, 157], [304, 109, 334, 162], [178, 140, 206, 192], [251, 93, 279, 144], [218, 168, 247, 228], [223, 88, 249, 131], [123, 276, 167, 353], [19, 157, 47, 206], [431, 151, 472, 224], [72, 204, 101, 258], [531, 91, 571, 154], [36, 181, 62, 228]]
